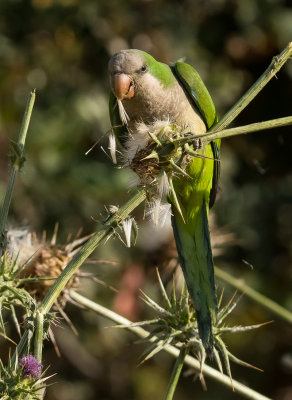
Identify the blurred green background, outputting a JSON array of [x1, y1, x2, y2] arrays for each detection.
[[0, 0, 291, 399]]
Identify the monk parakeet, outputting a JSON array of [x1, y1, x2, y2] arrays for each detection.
[[108, 49, 220, 353]]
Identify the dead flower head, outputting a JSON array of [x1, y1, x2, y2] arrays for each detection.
[[7, 225, 90, 309]]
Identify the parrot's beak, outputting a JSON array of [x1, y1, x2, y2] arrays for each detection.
[[112, 73, 135, 100]]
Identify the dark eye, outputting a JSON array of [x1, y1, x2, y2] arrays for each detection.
[[141, 65, 147, 73]]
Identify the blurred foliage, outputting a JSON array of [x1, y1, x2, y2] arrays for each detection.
[[0, 0, 291, 399]]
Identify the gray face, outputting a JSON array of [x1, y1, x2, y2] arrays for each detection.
[[108, 49, 147, 76], [108, 50, 150, 98]]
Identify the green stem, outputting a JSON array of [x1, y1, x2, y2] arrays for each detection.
[[210, 42, 292, 132], [205, 116, 292, 141], [174, 116, 292, 145], [69, 290, 272, 400], [34, 311, 44, 362], [215, 267, 292, 324], [16, 277, 56, 286], [38, 189, 146, 314], [0, 90, 35, 260], [165, 347, 187, 400]]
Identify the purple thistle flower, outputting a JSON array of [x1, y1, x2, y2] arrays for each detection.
[[19, 355, 43, 378]]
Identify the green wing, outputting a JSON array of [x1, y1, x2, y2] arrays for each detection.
[[173, 61, 220, 207], [174, 62, 216, 129], [109, 91, 129, 148]]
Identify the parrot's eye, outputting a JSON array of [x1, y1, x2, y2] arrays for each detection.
[[141, 65, 147, 73]]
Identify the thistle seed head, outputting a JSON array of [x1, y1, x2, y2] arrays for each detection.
[[7, 227, 84, 309]]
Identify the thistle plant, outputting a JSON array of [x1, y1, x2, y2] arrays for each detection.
[[0, 353, 47, 400], [0, 44, 291, 400], [113, 270, 266, 394]]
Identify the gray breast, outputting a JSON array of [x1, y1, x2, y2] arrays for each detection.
[[122, 74, 206, 135]]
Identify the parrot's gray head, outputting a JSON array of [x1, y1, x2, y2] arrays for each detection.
[[108, 49, 152, 100]]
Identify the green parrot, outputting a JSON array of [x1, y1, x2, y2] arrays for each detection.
[[108, 49, 220, 353]]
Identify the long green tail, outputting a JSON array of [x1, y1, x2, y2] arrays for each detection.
[[171, 199, 217, 354]]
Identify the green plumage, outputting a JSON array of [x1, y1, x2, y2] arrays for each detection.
[[108, 50, 220, 353]]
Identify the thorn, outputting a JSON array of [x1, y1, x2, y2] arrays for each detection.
[[56, 303, 78, 336], [51, 222, 59, 245], [141, 150, 159, 160], [184, 144, 220, 162], [170, 158, 191, 178], [85, 132, 107, 155], [100, 145, 113, 162], [168, 175, 185, 223], [218, 287, 225, 308], [48, 328, 61, 358], [147, 131, 162, 146]]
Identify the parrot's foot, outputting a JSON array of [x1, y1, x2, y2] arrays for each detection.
[[184, 133, 203, 150], [193, 138, 203, 150]]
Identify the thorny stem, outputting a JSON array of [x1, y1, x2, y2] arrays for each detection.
[[38, 189, 147, 315], [69, 290, 272, 400], [0, 90, 35, 260], [210, 42, 292, 132], [11, 189, 146, 362], [215, 267, 292, 324], [34, 311, 44, 362], [165, 346, 187, 400], [174, 116, 292, 146]]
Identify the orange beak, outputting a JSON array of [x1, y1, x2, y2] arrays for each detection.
[[112, 73, 135, 100]]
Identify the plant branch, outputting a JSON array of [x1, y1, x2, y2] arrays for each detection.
[[69, 290, 272, 400], [34, 311, 44, 362], [173, 116, 292, 145], [210, 42, 292, 132], [215, 267, 292, 324], [165, 346, 187, 400], [0, 90, 35, 260], [38, 189, 146, 315]]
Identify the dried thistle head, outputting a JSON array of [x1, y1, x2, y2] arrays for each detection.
[[7, 226, 89, 309], [126, 120, 185, 184], [130, 144, 160, 182]]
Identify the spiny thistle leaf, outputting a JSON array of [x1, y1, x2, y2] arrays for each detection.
[[156, 267, 172, 310], [213, 347, 223, 375], [139, 289, 172, 317], [114, 268, 267, 385], [112, 319, 161, 329], [226, 350, 263, 372], [214, 336, 234, 388]]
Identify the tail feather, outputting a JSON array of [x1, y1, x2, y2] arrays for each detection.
[[171, 199, 217, 354]]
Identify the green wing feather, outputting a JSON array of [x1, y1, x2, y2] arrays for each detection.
[[174, 62, 217, 129], [173, 61, 220, 207], [171, 199, 217, 352]]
